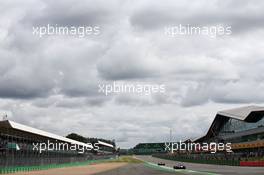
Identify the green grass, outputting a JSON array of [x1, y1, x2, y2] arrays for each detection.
[[0, 159, 113, 174], [0, 157, 144, 174], [107, 156, 144, 163]]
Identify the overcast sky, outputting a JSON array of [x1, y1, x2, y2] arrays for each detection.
[[0, 0, 264, 148]]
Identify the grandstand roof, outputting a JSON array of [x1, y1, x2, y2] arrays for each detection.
[[217, 105, 264, 121], [195, 106, 264, 142], [0, 120, 93, 148], [98, 140, 114, 148]]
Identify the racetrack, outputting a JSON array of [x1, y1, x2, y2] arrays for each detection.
[[6, 163, 128, 175], [94, 163, 180, 175], [136, 155, 264, 175], [5, 157, 183, 175], [5, 162, 182, 175], [5, 156, 264, 175]]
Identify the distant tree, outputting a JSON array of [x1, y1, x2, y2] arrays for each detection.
[[66, 133, 88, 143]]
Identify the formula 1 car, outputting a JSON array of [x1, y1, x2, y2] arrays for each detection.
[[173, 164, 186, 169], [157, 162, 166, 166]]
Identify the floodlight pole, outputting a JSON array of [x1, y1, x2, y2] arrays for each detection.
[[170, 128, 172, 144]]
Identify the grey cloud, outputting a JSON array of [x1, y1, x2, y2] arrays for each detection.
[[0, 58, 55, 99], [114, 94, 154, 106], [130, 0, 264, 34], [181, 81, 264, 107], [1, 0, 264, 148], [114, 92, 172, 106], [96, 40, 160, 80], [55, 96, 109, 108], [22, 0, 121, 27]]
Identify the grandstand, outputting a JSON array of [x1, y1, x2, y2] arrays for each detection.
[[132, 143, 166, 155], [0, 119, 115, 169], [195, 106, 264, 154], [135, 106, 264, 166]]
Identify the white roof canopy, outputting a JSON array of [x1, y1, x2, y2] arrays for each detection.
[[5, 120, 93, 149], [217, 105, 264, 120]]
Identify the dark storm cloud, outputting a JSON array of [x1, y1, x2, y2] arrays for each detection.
[[114, 95, 154, 106], [0, 84, 50, 99], [60, 82, 100, 98], [97, 57, 157, 80], [0, 55, 55, 99], [55, 96, 109, 108]]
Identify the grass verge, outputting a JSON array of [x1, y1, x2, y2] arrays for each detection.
[[106, 156, 144, 164]]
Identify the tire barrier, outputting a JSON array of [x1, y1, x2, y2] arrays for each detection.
[[153, 155, 240, 166]]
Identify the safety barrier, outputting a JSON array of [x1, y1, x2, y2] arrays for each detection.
[[240, 161, 264, 167], [153, 155, 240, 166]]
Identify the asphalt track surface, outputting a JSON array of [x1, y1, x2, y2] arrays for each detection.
[[6, 156, 264, 175], [94, 163, 179, 175], [136, 155, 264, 175]]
